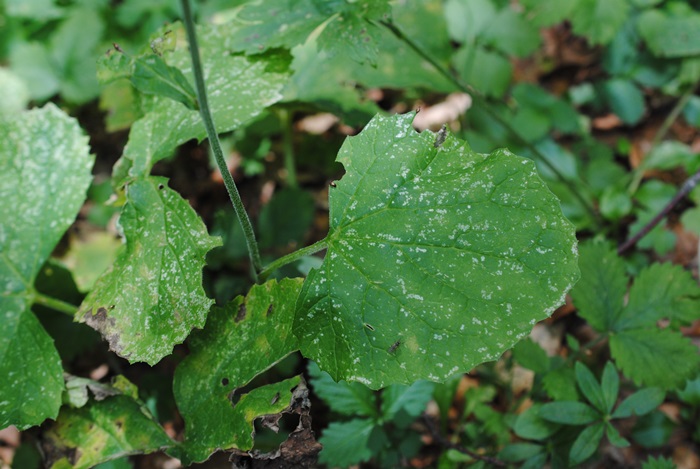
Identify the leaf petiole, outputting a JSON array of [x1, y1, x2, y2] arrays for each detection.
[[33, 293, 77, 317], [258, 237, 329, 283]]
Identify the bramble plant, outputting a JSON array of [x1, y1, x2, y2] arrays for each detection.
[[2, 0, 700, 468]]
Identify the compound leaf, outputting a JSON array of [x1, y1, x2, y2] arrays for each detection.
[[42, 395, 173, 469], [78, 177, 221, 365], [0, 104, 93, 430], [294, 112, 579, 389], [610, 328, 700, 390], [172, 279, 302, 463], [118, 23, 291, 179]]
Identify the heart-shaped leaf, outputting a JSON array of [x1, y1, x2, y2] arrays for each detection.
[[294, 112, 579, 389]]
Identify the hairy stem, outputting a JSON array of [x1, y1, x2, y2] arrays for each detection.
[[618, 167, 700, 255], [258, 237, 329, 283], [180, 0, 262, 279], [378, 19, 601, 228], [279, 109, 299, 189], [33, 293, 77, 317]]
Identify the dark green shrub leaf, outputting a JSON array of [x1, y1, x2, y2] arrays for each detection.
[[575, 362, 607, 413], [499, 443, 544, 462], [539, 402, 600, 425], [633, 411, 674, 448], [452, 46, 512, 98], [318, 418, 379, 468], [605, 422, 630, 447], [381, 380, 435, 423], [308, 361, 378, 418], [569, 423, 604, 465], [610, 328, 700, 389], [612, 387, 665, 419], [41, 395, 173, 469], [571, 242, 627, 332], [571, 0, 629, 45], [259, 188, 315, 249], [543, 365, 579, 401], [172, 279, 302, 463], [130, 54, 197, 110], [295, 112, 579, 389], [601, 361, 620, 414], [602, 79, 645, 125], [481, 7, 541, 57], [0, 104, 93, 430], [512, 338, 550, 374], [514, 404, 560, 440], [642, 456, 678, 469], [78, 177, 221, 364], [637, 9, 700, 57]]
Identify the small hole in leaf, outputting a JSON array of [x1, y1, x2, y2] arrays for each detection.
[[158, 184, 164, 190], [222, 378, 229, 386]]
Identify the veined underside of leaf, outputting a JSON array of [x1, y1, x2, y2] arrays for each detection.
[[294, 112, 579, 389]]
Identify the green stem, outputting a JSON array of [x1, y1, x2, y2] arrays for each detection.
[[33, 293, 77, 317], [258, 237, 329, 283], [279, 109, 299, 189], [378, 19, 602, 229], [180, 0, 262, 280]]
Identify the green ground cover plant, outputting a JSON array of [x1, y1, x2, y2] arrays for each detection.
[[1, 0, 700, 468]]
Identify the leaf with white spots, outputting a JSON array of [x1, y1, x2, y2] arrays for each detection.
[[114, 23, 292, 180], [78, 176, 221, 365], [294, 112, 579, 389], [172, 278, 302, 463], [0, 104, 93, 429]]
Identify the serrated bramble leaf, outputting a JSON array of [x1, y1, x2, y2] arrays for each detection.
[[41, 395, 173, 469], [571, 242, 627, 333], [172, 279, 302, 463], [612, 387, 665, 419], [575, 362, 607, 413], [569, 422, 604, 465], [601, 361, 620, 414], [619, 262, 700, 329], [318, 418, 378, 468], [308, 361, 377, 418], [642, 456, 678, 469], [610, 328, 700, 390], [0, 104, 93, 430], [539, 402, 600, 425], [78, 177, 221, 365], [295, 112, 579, 389], [118, 23, 291, 179]]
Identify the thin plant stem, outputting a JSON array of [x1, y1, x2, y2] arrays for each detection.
[[258, 237, 329, 283], [180, 0, 262, 279], [628, 84, 699, 194], [33, 293, 76, 317], [378, 19, 602, 229], [618, 167, 700, 255], [279, 109, 299, 189]]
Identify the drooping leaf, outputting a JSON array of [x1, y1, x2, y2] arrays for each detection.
[[0, 104, 93, 430], [610, 328, 700, 390], [318, 418, 378, 468], [41, 395, 173, 469], [307, 361, 378, 418], [116, 22, 292, 180], [78, 177, 221, 364], [172, 376, 302, 464], [570, 242, 627, 333], [294, 112, 579, 389], [172, 279, 303, 463]]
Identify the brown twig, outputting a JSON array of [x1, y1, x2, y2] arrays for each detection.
[[422, 415, 507, 467], [618, 167, 700, 255]]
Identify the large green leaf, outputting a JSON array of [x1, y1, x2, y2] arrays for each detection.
[[173, 279, 303, 463], [570, 0, 629, 45], [116, 23, 292, 179], [42, 395, 173, 469], [294, 112, 579, 389], [637, 9, 700, 58], [0, 104, 93, 430], [225, 0, 390, 64], [78, 177, 221, 365]]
